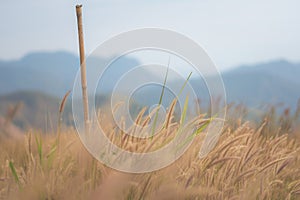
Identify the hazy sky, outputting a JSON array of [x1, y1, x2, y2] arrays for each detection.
[[1, 0, 299, 70]]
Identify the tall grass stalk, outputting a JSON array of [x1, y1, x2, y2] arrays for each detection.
[[151, 57, 170, 138], [34, 133, 43, 165], [57, 90, 71, 146], [9, 161, 20, 188]]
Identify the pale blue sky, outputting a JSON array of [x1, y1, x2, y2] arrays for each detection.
[[1, 0, 299, 70]]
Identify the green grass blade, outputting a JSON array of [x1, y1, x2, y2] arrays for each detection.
[[9, 161, 20, 187], [175, 95, 189, 139], [180, 95, 189, 125], [176, 117, 214, 151], [46, 143, 57, 167], [34, 134, 43, 165], [178, 72, 192, 97], [160, 71, 192, 129], [194, 119, 211, 136], [151, 57, 170, 137], [158, 58, 170, 106]]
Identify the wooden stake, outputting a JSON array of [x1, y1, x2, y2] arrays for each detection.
[[76, 5, 90, 133]]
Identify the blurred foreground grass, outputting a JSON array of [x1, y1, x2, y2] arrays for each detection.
[[0, 104, 300, 200]]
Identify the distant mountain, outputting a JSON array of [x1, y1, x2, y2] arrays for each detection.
[[0, 52, 78, 96], [3, 52, 298, 110], [0, 51, 300, 130], [132, 59, 300, 111], [220, 59, 300, 109], [0, 51, 143, 97]]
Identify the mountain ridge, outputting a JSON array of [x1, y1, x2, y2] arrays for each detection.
[[0, 51, 299, 130]]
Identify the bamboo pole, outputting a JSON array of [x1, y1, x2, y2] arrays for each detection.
[[76, 5, 90, 133]]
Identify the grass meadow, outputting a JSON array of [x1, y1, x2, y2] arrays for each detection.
[[1, 102, 300, 200]]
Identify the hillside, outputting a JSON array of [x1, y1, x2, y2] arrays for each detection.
[[0, 51, 142, 97], [221, 60, 300, 109], [0, 52, 78, 97], [132, 59, 300, 110], [0, 52, 300, 130], [0, 91, 61, 131], [1, 52, 299, 109]]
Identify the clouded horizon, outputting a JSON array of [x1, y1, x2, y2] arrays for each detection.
[[1, 0, 299, 70]]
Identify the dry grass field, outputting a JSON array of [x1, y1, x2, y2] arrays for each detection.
[[1, 104, 300, 200]]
